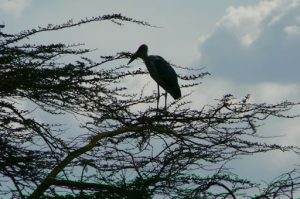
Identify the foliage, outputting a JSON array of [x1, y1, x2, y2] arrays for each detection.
[[0, 14, 300, 199]]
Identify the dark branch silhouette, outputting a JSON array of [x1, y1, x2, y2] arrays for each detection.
[[0, 14, 300, 199]]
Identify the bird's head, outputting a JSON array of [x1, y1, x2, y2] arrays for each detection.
[[128, 44, 148, 64]]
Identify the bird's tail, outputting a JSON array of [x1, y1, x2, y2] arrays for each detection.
[[171, 87, 181, 99]]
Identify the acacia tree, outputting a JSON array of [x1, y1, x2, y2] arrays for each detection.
[[1, 14, 300, 199]]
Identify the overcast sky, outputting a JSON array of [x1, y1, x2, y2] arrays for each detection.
[[1, 0, 300, 185]]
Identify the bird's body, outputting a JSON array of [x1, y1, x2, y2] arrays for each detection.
[[128, 44, 181, 109], [144, 55, 181, 99]]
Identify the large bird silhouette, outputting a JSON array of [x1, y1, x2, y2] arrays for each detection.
[[128, 44, 181, 110]]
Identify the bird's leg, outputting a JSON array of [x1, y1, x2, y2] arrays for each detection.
[[164, 92, 168, 111], [157, 84, 160, 112]]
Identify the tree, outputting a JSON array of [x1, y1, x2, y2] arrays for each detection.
[[0, 14, 300, 199]]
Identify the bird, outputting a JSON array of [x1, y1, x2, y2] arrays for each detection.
[[127, 44, 181, 110]]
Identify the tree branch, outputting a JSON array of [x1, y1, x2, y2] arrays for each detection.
[[28, 125, 148, 199]]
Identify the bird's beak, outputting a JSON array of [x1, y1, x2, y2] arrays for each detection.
[[127, 54, 137, 65]]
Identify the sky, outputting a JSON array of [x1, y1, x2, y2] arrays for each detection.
[[1, 0, 300, 187]]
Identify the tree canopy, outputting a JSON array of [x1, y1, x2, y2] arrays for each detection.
[[0, 14, 300, 199]]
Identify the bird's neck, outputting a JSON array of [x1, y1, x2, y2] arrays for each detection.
[[139, 53, 148, 62]]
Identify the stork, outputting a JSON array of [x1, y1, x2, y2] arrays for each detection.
[[128, 44, 181, 110]]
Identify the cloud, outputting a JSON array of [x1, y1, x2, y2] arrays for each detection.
[[192, 77, 299, 109], [249, 82, 300, 103], [284, 25, 300, 35], [217, 0, 280, 47], [197, 0, 300, 83], [193, 0, 300, 186], [0, 0, 30, 16]]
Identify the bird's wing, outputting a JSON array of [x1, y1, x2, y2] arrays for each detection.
[[147, 56, 181, 98], [151, 56, 178, 83]]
